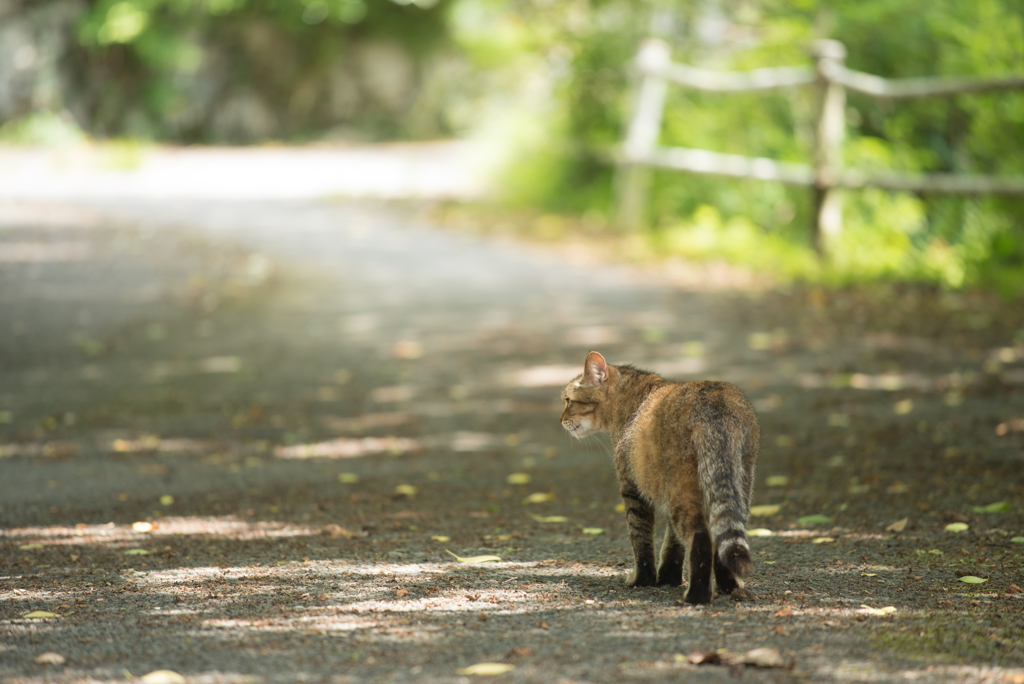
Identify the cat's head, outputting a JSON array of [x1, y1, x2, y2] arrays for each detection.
[[559, 351, 614, 438]]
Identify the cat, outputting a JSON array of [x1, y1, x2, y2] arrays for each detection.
[[560, 351, 758, 604]]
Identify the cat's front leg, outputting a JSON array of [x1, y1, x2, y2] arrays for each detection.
[[620, 482, 657, 587]]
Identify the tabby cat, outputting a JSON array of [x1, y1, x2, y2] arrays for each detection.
[[560, 351, 758, 604]]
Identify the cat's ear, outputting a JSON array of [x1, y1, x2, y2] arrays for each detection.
[[582, 351, 608, 386]]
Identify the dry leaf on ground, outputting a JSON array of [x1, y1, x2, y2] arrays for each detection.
[[742, 647, 785, 668], [140, 671, 187, 684], [857, 605, 897, 616], [34, 652, 65, 665], [886, 518, 908, 532], [456, 663, 515, 675]]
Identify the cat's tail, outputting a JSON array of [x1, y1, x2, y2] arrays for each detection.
[[697, 426, 755, 579]]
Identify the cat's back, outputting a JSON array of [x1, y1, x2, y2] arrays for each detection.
[[660, 380, 757, 428], [629, 379, 757, 455]]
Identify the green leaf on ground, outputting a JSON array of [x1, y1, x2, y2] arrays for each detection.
[[18, 543, 43, 550], [125, 548, 150, 555], [958, 576, 987, 584], [581, 527, 603, 535], [945, 522, 969, 532], [971, 501, 1011, 513], [431, 535, 450, 543], [749, 505, 780, 517], [338, 473, 359, 483], [798, 514, 833, 525], [1011, 537, 1024, 544], [529, 513, 568, 523], [445, 550, 501, 563], [522, 492, 554, 504], [748, 528, 774, 537], [394, 484, 418, 497], [23, 611, 59, 619], [506, 473, 531, 485], [765, 476, 789, 487]]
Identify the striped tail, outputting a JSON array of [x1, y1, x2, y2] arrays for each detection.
[[697, 428, 754, 579]]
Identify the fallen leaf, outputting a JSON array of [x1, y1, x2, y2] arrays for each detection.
[[765, 476, 789, 487], [23, 611, 58, 619], [812, 537, 835, 544], [456, 663, 515, 675], [431, 535, 451, 543], [1012, 537, 1024, 544], [140, 671, 186, 684], [687, 650, 721, 665], [861, 573, 878, 577], [131, 522, 154, 533], [506, 473, 531, 485], [538, 620, 550, 630], [395, 588, 409, 597], [798, 514, 833, 525], [581, 527, 603, 535], [958, 576, 988, 584], [773, 606, 792, 618], [34, 652, 65, 665], [18, 543, 43, 550], [945, 522, 969, 533], [125, 549, 150, 555], [971, 501, 1011, 513], [522, 492, 555, 504], [886, 518, 908, 533], [508, 647, 531, 657], [529, 513, 568, 523], [393, 484, 418, 498], [322, 524, 355, 539], [742, 647, 785, 668], [446, 550, 501, 564], [893, 399, 914, 415], [857, 605, 897, 616], [749, 505, 780, 517], [159, 495, 174, 506], [614, 503, 625, 513], [748, 528, 774, 537], [338, 473, 359, 484]]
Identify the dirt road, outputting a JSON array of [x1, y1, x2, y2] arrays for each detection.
[[1, 196, 1022, 683]]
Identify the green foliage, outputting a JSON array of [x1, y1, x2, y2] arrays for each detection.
[[487, 0, 1024, 293], [70, 0, 453, 141], [0, 112, 87, 146]]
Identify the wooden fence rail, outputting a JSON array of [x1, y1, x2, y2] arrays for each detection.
[[616, 38, 1024, 251]]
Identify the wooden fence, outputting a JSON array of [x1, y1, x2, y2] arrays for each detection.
[[616, 38, 1024, 250]]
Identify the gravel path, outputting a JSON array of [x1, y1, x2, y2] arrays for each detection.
[[0, 196, 1022, 683]]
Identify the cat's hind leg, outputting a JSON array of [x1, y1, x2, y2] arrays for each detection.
[[620, 482, 657, 588], [670, 506, 713, 605], [713, 548, 740, 594], [656, 525, 684, 586]]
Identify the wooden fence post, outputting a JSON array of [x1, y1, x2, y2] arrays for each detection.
[[810, 39, 847, 253], [616, 39, 671, 232]]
